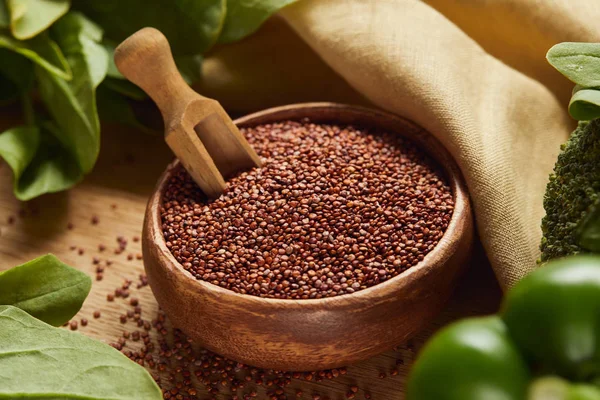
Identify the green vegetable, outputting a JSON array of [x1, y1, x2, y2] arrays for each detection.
[[0, 1, 9, 28], [0, 0, 296, 199], [503, 255, 600, 380], [38, 11, 107, 174], [0, 49, 33, 102], [540, 119, 600, 261], [7, 0, 70, 40], [176, 54, 204, 85], [0, 48, 34, 89], [546, 43, 600, 121], [73, 0, 226, 56], [96, 85, 155, 135], [407, 255, 600, 400], [219, 0, 297, 44], [578, 203, 600, 252], [0, 33, 71, 79], [407, 316, 530, 400], [529, 377, 600, 400], [541, 42, 600, 261], [547, 43, 600, 88], [0, 122, 84, 200], [570, 87, 600, 121], [0, 254, 91, 326], [0, 305, 162, 399]]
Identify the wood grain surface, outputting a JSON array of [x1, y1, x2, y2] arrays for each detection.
[[0, 114, 502, 399]]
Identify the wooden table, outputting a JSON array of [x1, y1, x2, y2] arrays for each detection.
[[0, 118, 501, 399]]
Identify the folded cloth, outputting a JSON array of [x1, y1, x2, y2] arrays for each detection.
[[195, 0, 600, 290]]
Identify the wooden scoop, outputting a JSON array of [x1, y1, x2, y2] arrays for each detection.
[[114, 27, 261, 198]]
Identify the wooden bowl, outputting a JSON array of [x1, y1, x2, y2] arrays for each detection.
[[142, 103, 473, 371]]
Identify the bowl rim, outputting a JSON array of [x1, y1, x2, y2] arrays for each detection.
[[145, 102, 470, 308]]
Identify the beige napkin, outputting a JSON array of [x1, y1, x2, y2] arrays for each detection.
[[195, 0, 600, 290]]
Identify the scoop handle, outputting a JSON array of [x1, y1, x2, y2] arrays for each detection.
[[114, 27, 199, 123]]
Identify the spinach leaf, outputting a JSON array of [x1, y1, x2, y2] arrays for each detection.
[[218, 0, 297, 44], [97, 85, 155, 134], [38, 11, 107, 174], [7, 0, 70, 39], [569, 88, 600, 121], [547, 42, 600, 88], [17, 122, 83, 199], [0, 0, 9, 28], [0, 123, 83, 200], [0, 48, 34, 89], [102, 38, 123, 79], [103, 77, 146, 100], [0, 125, 39, 183], [175, 54, 203, 84], [0, 75, 19, 103], [0, 305, 162, 399], [72, 0, 226, 55], [0, 49, 33, 102], [0, 254, 91, 326], [0, 33, 71, 79]]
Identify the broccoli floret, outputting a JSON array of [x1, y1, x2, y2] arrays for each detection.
[[541, 119, 600, 261]]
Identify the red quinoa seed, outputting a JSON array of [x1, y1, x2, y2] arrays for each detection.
[[160, 121, 453, 300]]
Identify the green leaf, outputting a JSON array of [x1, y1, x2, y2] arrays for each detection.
[[578, 201, 600, 252], [0, 123, 83, 200], [0, 125, 39, 180], [97, 85, 156, 134], [7, 0, 70, 39], [72, 0, 226, 55], [0, 50, 32, 102], [0, 48, 34, 89], [0, 305, 162, 399], [102, 38, 122, 79], [547, 42, 600, 87], [218, 0, 297, 44], [0, 0, 9, 28], [175, 54, 203, 85], [569, 88, 600, 121], [0, 33, 71, 79], [103, 77, 146, 100], [0, 254, 91, 326], [38, 11, 107, 174], [0, 74, 20, 103]]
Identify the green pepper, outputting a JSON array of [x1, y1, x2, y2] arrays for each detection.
[[407, 255, 600, 400]]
